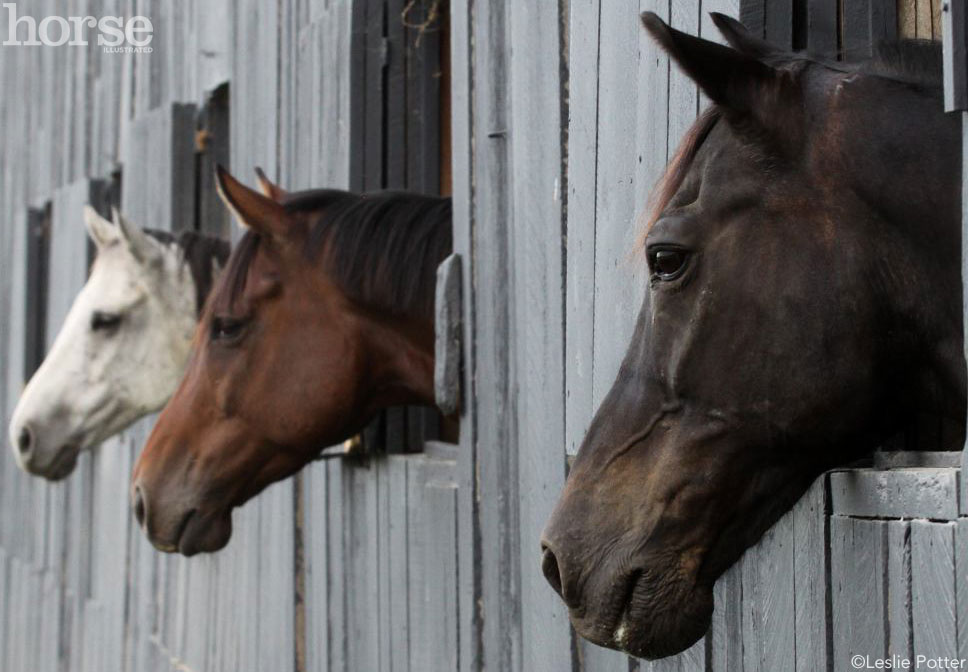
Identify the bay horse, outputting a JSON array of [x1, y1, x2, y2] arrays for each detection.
[[8, 206, 229, 480], [131, 167, 452, 555], [541, 13, 965, 659]]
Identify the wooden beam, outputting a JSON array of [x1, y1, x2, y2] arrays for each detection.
[[830, 469, 960, 520]]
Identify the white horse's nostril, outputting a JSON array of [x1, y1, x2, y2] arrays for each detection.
[[17, 425, 33, 458]]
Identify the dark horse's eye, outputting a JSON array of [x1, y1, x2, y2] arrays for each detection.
[[211, 316, 247, 344], [90, 311, 122, 333], [649, 248, 689, 280]]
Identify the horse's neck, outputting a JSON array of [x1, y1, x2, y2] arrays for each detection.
[[364, 312, 437, 409]]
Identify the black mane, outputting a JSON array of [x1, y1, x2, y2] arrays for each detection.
[[213, 189, 453, 321], [863, 39, 943, 91], [144, 229, 231, 314]]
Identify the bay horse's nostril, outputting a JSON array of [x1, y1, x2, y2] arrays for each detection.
[[17, 425, 33, 458], [541, 545, 564, 599], [133, 485, 147, 528]]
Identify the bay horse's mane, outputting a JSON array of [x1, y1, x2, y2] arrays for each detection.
[[214, 189, 453, 321], [644, 39, 943, 234], [143, 229, 231, 314]]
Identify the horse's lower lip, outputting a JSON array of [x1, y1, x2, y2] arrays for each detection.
[[45, 445, 81, 481], [610, 571, 644, 649], [175, 508, 232, 556], [173, 509, 198, 554]]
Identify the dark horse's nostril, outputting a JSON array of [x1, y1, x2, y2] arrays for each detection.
[[133, 486, 147, 528], [17, 426, 33, 457], [541, 545, 564, 598]]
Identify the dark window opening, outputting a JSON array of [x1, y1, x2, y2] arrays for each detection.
[[194, 83, 232, 240], [88, 170, 123, 269], [24, 204, 52, 379], [351, 0, 454, 453]]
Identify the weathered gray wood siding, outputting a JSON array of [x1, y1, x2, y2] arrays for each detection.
[[0, 2, 966, 672]]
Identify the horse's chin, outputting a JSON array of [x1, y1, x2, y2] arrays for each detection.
[[569, 574, 713, 660], [176, 509, 233, 557], [30, 444, 81, 482]]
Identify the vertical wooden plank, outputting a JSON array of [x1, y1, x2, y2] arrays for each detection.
[[806, 0, 838, 58], [508, 1, 572, 671], [932, 0, 943, 39], [956, 520, 968, 660], [911, 521, 957, 663], [830, 516, 852, 672], [869, 1, 898, 46], [842, 0, 872, 61], [590, 0, 648, 399], [764, 0, 794, 50], [899, 0, 918, 39], [916, 0, 934, 39], [944, 0, 968, 113], [257, 480, 296, 672], [326, 460, 348, 672], [793, 475, 829, 672], [565, 0, 601, 457], [711, 561, 745, 672], [448, 0, 480, 665], [740, 514, 796, 672], [388, 457, 410, 672], [465, 0, 521, 670], [407, 455, 460, 672], [888, 521, 912, 660], [740, 0, 766, 37], [831, 517, 888, 671]]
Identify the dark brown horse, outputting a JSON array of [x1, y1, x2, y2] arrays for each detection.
[[131, 167, 451, 555], [541, 13, 965, 659]]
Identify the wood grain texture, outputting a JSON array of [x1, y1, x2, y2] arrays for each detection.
[[887, 521, 913, 660], [806, 0, 838, 57], [794, 475, 830, 672], [829, 468, 959, 520], [911, 521, 957, 662], [508, 1, 572, 670], [435, 253, 463, 415]]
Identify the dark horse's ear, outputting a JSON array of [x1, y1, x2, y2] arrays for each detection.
[[708, 12, 781, 60], [253, 166, 288, 202], [215, 165, 294, 241], [641, 12, 800, 148]]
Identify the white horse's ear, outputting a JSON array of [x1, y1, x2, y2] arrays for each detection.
[[111, 207, 160, 265], [83, 205, 118, 249]]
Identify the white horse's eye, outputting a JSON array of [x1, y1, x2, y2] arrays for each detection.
[[91, 311, 122, 333]]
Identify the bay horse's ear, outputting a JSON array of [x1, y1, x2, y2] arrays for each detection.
[[641, 12, 799, 146], [111, 207, 160, 265], [83, 205, 117, 249], [254, 166, 288, 202], [215, 164, 292, 240]]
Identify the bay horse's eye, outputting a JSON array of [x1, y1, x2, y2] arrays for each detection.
[[211, 316, 247, 344], [90, 311, 122, 333], [649, 248, 689, 280]]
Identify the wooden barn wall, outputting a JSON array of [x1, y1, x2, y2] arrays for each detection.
[[451, 1, 965, 672], [0, 1, 468, 671], [0, 2, 964, 672]]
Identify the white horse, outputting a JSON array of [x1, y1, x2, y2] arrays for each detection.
[[8, 206, 230, 480]]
